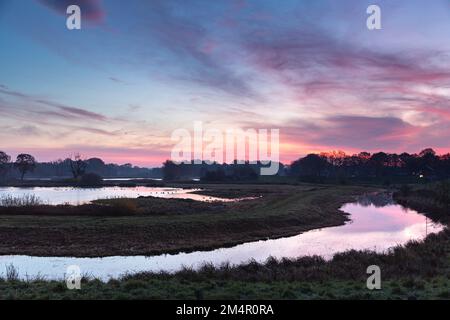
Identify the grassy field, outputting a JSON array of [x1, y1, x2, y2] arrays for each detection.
[[0, 182, 448, 300], [1, 277, 449, 300], [0, 183, 376, 256]]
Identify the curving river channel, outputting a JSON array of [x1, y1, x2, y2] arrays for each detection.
[[0, 192, 445, 281]]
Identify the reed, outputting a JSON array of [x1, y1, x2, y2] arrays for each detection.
[[0, 194, 43, 207]]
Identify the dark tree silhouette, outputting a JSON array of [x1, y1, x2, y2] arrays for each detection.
[[0, 151, 11, 179], [0, 151, 10, 164], [202, 167, 226, 181], [418, 148, 438, 175], [14, 154, 36, 180], [419, 148, 436, 157], [162, 160, 182, 180], [291, 154, 329, 179], [69, 153, 87, 179], [370, 152, 389, 177]]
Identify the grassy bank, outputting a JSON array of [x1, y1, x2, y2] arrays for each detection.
[[0, 197, 228, 216], [0, 184, 375, 257], [393, 180, 450, 224], [1, 229, 448, 299]]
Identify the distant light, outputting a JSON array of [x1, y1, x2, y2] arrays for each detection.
[[419, 174, 424, 178]]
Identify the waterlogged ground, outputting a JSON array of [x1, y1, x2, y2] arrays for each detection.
[[0, 186, 239, 205], [0, 193, 443, 281]]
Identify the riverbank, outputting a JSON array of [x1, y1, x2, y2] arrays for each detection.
[[0, 184, 376, 257], [393, 182, 450, 224], [0, 183, 448, 299], [1, 228, 448, 299]]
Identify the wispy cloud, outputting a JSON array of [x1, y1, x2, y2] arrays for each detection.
[[0, 85, 114, 139], [125, 1, 260, 99], [35, 100, 107, 121], [0, 84, 107, 122], [244, 27, 450, 97]]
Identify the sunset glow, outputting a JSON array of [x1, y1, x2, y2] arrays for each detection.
[[1, 0, 450, 166]]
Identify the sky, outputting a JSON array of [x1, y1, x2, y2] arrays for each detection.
[[1, 0, 450, 167]]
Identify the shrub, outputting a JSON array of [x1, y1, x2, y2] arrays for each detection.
[[111, 198, 138, 215], [78, 173, 103, 187]]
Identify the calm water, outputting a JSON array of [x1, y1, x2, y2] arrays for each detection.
[[0, 186, 236, 204], [0, 193, 444, 280], [102, 178, 162, 181]]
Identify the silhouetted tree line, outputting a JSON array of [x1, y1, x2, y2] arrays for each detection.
[[0, 152, 36, 181], [290, 148, 450, 183], [162, 148, 450, 182], [2, 148, 449, 183], [162, 160, 286, 181], [0, 151, 162, 181]]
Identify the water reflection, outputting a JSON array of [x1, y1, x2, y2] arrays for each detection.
[[355, 192, 396, 207], [0, 186, 234, 205], [0, 193, 445, 280]]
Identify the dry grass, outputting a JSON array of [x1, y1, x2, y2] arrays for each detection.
[[0, 194, 43, 207], [0, 184, 374, 256]]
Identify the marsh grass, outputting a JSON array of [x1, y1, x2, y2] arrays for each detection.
[[5, 264, 19, 281], [0, 194, 43, 207], [114, 229, 449, 284], [0, 232, 448, 299], [108, 198, 138, 215]]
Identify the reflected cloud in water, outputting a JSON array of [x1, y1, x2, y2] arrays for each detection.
[[0, 193, 445, 281]]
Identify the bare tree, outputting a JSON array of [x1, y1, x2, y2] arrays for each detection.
[[69, 153, 87, 179]]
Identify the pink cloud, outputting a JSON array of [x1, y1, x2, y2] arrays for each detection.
[[418, 106, 450, 121], [279, 116, 431, 157]]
